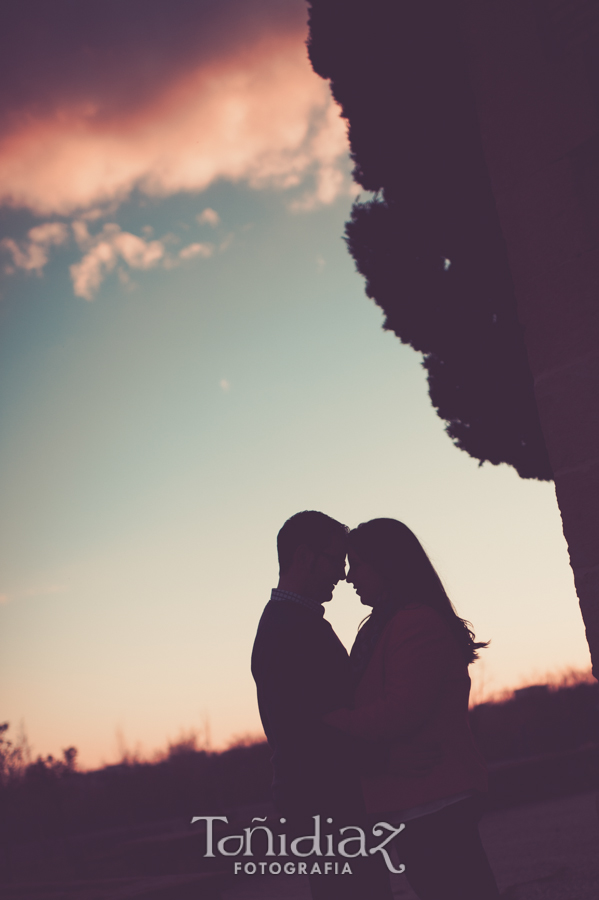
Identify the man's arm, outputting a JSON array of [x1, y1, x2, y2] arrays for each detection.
[[252, 611, 332, 756]]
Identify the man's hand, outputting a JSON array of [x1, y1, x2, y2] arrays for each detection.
[[387, 741, 443, 777]]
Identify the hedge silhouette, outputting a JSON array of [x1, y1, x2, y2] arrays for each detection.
[[307, 0, 553, 480]]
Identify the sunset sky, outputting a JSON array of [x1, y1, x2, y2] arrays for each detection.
[[0, 0, 591, 770]]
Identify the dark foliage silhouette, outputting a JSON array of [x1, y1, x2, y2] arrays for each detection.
[[1, 679, 598, 887], [1, 677, 597, 845], [469, 678, 599, 762], [307, 0, 552, 480]]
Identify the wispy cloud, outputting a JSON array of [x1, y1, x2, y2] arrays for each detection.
[[0, 582, 68, 606], [178, 242, 214, 261], [0, 217, 221, 299], [1, 222, 69, 272], [69, 221, 218, 299], [70, 223, 166, 300]]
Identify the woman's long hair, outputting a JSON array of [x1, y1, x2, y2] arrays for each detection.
[[348, 518, 488, 665]]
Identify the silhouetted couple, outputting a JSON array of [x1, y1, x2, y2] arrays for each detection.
[[252, 511, 500, 900]]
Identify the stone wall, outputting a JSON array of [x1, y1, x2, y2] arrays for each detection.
[[461, 0, 599, 674]]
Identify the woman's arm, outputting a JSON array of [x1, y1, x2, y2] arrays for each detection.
[[323, 609, 453, 740]]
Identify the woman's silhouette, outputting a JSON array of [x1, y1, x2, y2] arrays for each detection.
[[325, 518, 500, 900]]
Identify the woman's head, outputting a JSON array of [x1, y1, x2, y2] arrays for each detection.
[[347, 518, 444, 608], [347, 518, 488, 664]]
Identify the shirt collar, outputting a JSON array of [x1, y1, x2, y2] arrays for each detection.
[[270, 587, 325, 617]]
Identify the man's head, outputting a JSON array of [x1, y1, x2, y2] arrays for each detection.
[[277, 510, 348, 604]]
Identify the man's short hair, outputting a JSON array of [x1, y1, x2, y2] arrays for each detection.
[[277, 510, 348, 574]]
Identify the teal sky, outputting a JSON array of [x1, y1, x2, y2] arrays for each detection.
[[0, 2, 590, 769]]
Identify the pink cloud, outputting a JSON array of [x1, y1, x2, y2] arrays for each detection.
[[0, 1, 307, 135], [0, 3, 351, 295], [0, 34, 349, 217], [197, 208, 220, 227]]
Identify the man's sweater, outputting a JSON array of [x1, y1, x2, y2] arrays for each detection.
[[251, 596, 364, 816]]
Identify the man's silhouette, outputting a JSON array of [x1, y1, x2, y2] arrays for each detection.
[[251, 511, 392, 900]]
